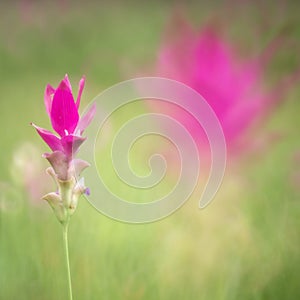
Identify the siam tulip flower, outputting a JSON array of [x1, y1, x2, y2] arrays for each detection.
[[31, 74, 95, 223], [151, 17, 297, 156], [31, 74, 95, 300]]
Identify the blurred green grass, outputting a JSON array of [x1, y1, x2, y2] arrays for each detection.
[[1, 1, 300, 299]]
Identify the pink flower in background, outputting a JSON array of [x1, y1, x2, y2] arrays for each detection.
[[152, 18, 294, 154], [11, 143, 50, 203]]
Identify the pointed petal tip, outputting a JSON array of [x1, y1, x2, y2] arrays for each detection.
[[56, 74, 72, 93], [58, 79, 70, 92], [31, 124, 63, 152], [76, 75, 86, 109], [64, 74, 70, 82], [31, 122, 44, 131], [45, 84, 55, 93], [44, 84, 55, 116], [76, 103, 96, 134]]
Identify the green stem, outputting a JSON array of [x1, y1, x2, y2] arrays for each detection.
[[63, 223, 73, 300]]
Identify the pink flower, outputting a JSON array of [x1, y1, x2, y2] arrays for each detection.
[[153, 19, 288, 154], [11, 143, 50, 203], [31, 75, 95, 223], [31, 74, 96, 158]]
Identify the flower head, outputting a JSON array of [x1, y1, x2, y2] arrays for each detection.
[[31, 75, 95, 223], [152, 18, 285, 154], [32, 74, 95, 158]]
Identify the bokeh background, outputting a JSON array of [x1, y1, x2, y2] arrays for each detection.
[[1, 1, 300, 299]]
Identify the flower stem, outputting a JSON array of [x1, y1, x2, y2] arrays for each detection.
[[63, 223, 73, 300]]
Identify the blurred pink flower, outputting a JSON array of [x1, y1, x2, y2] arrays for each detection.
[[151, 18, 297, 155], [31, 74, 96, 158], [11, 143, 50, 203]]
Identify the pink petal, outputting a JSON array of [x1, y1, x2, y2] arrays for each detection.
[[61, 134, 86, 157], [76, 76, 85, 109], [43, 151, 69, 181], [69, 159, 90, 177], [76, 103, 96, 135], [50, 79, 79, 137], [63, 74, 72, 93], [44, 84, 55, 117], [31, 123, 63, 152]]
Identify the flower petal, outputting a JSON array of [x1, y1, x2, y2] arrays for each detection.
[[61, 134, 86, 157], [44, 84, 55, 117], [50, 78, 79, 136], [63, 74, 72, 93], [69, 159, 90, 178], [46, 167, 59, 187], [31, 123, 63, 152], [74, 177, 86, 194], [42, 192, 61, 206], [85, 187, 91, 196], [42, 192, 66, 223], [43, 151, 69, 181], [76, 103, 96, 135], [76, 76, 85, 109]]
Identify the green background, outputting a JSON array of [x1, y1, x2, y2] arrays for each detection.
[[1, 1, 300, 299]]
